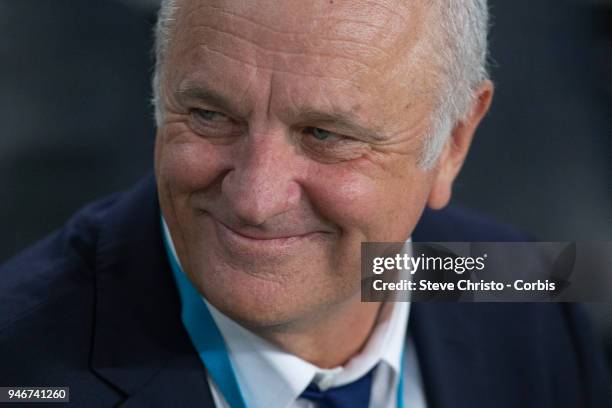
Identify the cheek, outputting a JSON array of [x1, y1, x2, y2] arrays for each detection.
[[305, 160, 430, 241]]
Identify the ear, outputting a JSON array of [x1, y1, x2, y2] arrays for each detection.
[[427, 80, 494, 210]]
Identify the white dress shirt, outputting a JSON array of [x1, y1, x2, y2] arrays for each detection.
[[205, 299, 427, 408], [162, 221, 427, 407]]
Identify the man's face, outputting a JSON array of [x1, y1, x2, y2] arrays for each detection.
[[156, 0, 451, 326]]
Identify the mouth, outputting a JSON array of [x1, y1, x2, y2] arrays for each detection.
[[207, 214, 327, 255]]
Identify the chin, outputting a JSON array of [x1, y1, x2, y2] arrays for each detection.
[[189, 258, 350, 330]]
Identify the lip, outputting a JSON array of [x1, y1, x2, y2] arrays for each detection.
[[209, 215, 323, 254]]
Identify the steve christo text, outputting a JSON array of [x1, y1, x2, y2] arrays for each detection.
[[372, 278, 557, 293], [369, 253, 557, 293]]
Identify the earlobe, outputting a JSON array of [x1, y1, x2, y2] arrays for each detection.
[[426, 142, 453, 210], [426, 80, 494, 210]]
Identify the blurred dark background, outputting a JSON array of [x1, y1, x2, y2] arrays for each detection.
[[1, 0, 611, 370]]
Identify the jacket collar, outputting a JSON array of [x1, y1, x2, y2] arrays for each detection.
[[90, 175, 215, 407], [411, 215, 491, 408], [408, 303, 489, 408]]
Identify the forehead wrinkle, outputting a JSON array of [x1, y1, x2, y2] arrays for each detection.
[[195, 3, 307, 36], [195, 22, 391, 63], [178, 12, 389, 79], [199, 1, 400, 49], [192, 43, 363, 83], [178, 0, 424, 53], [189, 23, 378, 72], [177, 0, 412, 72], [185, 4, 305, 52]]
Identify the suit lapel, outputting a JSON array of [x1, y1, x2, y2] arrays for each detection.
[[89, 176, 215, 407], [410, 211, 492, 408], [409, 303, 490, 408]]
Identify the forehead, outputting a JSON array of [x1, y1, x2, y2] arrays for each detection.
[[167, 0, 437, 124]]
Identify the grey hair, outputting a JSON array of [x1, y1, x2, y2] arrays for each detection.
[[152, 0, 178, 126], [151, 0, 489, 169], [420, 0, 490, 169]]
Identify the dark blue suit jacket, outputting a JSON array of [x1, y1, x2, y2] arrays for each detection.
[[1, 176, 609, 407]]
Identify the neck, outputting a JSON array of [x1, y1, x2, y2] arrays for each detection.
[[251, 295, 383, 368]]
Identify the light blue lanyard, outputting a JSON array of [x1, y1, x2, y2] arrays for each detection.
[[163, 220, 405, 408], [163, 227, 248, 408]]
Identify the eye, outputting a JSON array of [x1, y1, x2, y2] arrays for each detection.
[[193, 108, 226, 122], [305, 127, 341, 141], [298, 126, 368, 162], [188, 108, 245, 141]]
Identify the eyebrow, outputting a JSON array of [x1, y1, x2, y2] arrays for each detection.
[[176, 82, 386, 142], [175, 83, 242, 117]]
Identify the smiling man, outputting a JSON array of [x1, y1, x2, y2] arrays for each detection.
[[0, 0, 609, 407], [154, 0, 489, 369]]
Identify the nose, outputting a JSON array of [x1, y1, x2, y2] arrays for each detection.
[[222, 132, 302, 226]]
